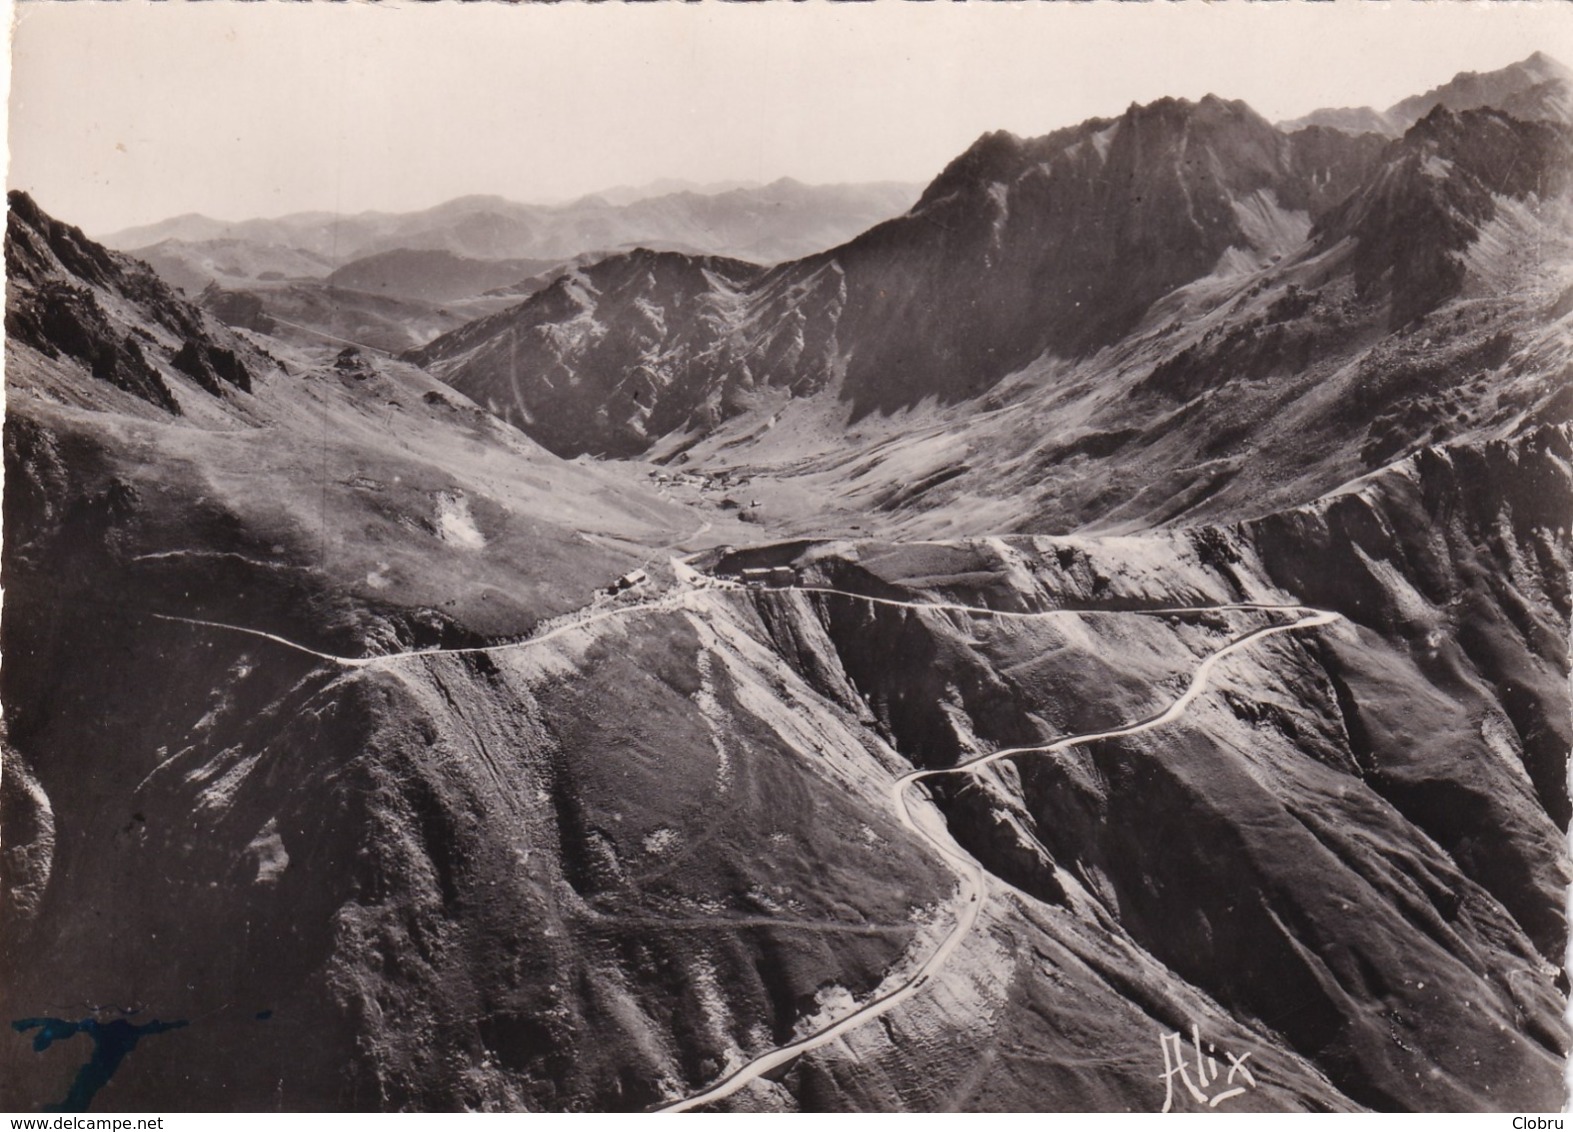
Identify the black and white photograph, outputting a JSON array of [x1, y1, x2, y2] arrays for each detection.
[[2, 0, 1572, 1115]]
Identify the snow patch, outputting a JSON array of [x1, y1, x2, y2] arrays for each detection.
[[191, 750, 262, 815], [1091, 122, 1119, 162], [642, 827, 680, 856], [985, 183, 1011, 246], [686, 954, 748, 1070], [248, 818, 290, 884], [633, 297, 667, 336], [791, 984, 857, 1039], [692, 648, 734, 793], [1480, 711, 1535, 789], [435, 492, 486, 549], [585, 963, 682, 1091], [744, 884, 783, 913]]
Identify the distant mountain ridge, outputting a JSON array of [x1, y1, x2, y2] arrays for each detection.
[[324, 249, 560, 305], [130, 238, 340, 296], [408, 93, 1383, 454], [103, 180, 922, 352], [409, 54, 1571, 468], [103, 178, 924, 272], [565, 178, 766, 208], [1281, 51, 1572, 136]]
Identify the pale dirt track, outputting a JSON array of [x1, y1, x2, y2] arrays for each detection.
[[149, 574, 1339, 1113], [654, 601, 1338, 1112]]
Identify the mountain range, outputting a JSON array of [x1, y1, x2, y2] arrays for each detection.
[[1281, 50, 1573, 136], [103, 180, 920, 355], [105, 179, 922, 284], [410, 77, 1572, 542], [3, 53, 1570, 1114]]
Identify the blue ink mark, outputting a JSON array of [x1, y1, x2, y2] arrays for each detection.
[[12, 1016, 188, 1112], [254, 1010, 272, 1021]]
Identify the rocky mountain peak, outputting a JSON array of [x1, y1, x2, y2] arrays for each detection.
[[1390, 51, 1572, 126], [913, 128, 1039, 209], [415, 88, 1397, 452], [8, 190, 127, 293], [1313, 103, 1572, 326], [1284, 52, 1573, 136], [412, 65, 1569, 461], [6, 193, 263, 413]]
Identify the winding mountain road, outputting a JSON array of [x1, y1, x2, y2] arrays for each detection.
[[149, 568, 1339, 1113], [654, 602, 1339, 1112], [152, 590, 701, 669], [150, 519, 717, 669]]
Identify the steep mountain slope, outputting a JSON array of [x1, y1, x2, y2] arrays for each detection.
[[3, 191, 700, 667], [691, 437, 1572, 1110], [413, 95, 1391, 456], [1282, 51, 1573, 136], [817, 101, 1385, 417], [4, 198, 792, 1112], [6, 55, 1571, 1116], [410, 66, 1572, 547], [650, 156, 1572, 544], [1314, 106, 1573, 327], [5, 191, 262, 417]]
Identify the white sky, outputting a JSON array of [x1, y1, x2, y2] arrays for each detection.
[[8, 0, 1572, 236]]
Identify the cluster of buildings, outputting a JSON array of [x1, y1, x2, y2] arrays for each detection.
[[733, 566, 799, 588]]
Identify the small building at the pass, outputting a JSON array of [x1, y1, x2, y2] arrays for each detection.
[[609, 569, 648, 593], [739, 566, 797, 587]]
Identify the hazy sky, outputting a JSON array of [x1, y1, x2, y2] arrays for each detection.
[[9, 0, 1571, 236]]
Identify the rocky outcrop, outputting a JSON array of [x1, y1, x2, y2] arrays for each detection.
[[5, 280, 179, 412], [1313, 108, 1573, 326], [5, 191, 270, 412]]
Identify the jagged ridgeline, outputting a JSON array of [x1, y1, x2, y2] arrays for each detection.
[[3, 52, 1571, 1114]]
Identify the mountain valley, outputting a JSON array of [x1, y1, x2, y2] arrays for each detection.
[[3, 53, 1571, 1115]]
